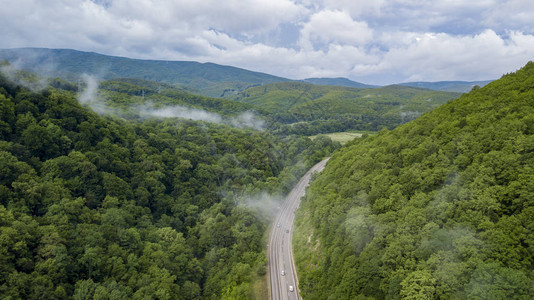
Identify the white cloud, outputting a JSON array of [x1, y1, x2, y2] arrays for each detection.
[[138, 104, 265, 130], [79, 74, 100, 105], [108, 0, 306, 35], [0, 0, 533, 85], [372, 29, 534, 83], [298, 10, 373, 50], [140, 104, 223, 124], [482, 0, 534, 33], [313, 0, 386, 16]]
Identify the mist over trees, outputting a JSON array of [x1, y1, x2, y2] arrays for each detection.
[[2, 54, 533, 300], [294, 62, 534, 299], [0, 69, 338, 299]]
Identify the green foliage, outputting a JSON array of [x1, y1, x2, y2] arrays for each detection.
[[0, 71, 338, 298], [97, 78, 264, 119], [234, 82, 460, 135], [295, 62, 534, 299]]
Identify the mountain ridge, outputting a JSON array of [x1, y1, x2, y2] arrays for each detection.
[[302, 77, 378, 89], [1, 47, 494, 95], [0, 47, 291, 97], [399, 80, 494, 93]]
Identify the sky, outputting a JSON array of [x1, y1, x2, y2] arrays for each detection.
[[1, 0, 533, 85]]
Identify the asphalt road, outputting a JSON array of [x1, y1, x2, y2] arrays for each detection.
[[269, 158, 329, 300]]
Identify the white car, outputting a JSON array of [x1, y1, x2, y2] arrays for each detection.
[[289, 285, 294, 292], [281, 270, 285, 276], [276, 223, 281, 228]]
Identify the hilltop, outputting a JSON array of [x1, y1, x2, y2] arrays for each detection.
[[234, 81, 461, 135], [302, 77, 378, 89], [1, 48, 496, 98]]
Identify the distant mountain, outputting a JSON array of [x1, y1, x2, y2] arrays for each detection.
[[0, 47, 291, 97], [399, 80, 493, 93], [302, 77, 378, 89], [0, 48, 493, 98]]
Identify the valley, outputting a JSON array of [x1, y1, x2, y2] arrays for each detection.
[[269, 158, 329, 300], [0, 49, 532, 299]]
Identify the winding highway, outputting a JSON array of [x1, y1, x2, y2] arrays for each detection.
[[269, 158, 329, 300]]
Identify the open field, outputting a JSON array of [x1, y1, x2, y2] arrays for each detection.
[[309, 131, 371, 144]]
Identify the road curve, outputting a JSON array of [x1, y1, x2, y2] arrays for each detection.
[[269, 158, 329, 300]]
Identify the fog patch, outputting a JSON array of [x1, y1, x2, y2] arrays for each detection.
[[341, 190, 377, 255], [137, 102, 264, 130], [78, 74, 100, 105], [138, 103, 224, 124], [76, 74, 119, 115], [236, 192, 284, 220], [73, 74, 264, 129], [230, 111, 265, 130], [400, 110, 422, 122], [0, 63, 265, 130], [0, 62, 48, 91]]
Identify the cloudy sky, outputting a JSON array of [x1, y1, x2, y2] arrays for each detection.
[[1, 0, 533, 84]]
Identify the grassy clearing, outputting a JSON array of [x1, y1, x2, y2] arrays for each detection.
[[251, 229, 272, 300], [251, 271, 269, 300], [293, 208, 323, 298], [309, 131, 373, 144]]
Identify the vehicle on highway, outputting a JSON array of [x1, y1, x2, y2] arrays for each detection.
[[269, 159, 329, 300]]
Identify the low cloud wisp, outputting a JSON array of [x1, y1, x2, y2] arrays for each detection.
[[78, 74, 99, 105], [139, 104, 223, 123], [139, 104, 265, 130], [0, 62, 48, 91], [76, 74, 265, 130], [237, 192, 284, 220]]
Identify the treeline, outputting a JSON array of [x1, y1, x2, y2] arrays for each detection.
[[294, 62, 534, 299], [0, 71, 338, 299]]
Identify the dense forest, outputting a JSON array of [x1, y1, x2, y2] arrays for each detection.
[[234, 82, 460, 135], [294, 62, 534, 299], [0, 67, 339, 299]]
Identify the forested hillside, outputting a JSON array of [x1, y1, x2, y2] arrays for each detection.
[[0, 48, 290, 98], [98, 78, 263, 118], [0, 69, 338, 299], [294, 62, 534, 299], [235, 82, 460, 135]]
